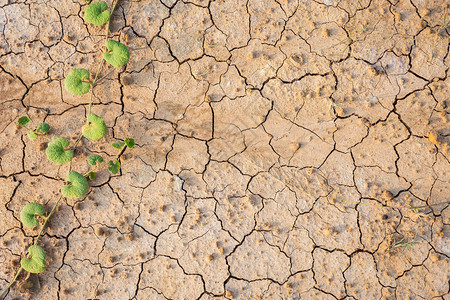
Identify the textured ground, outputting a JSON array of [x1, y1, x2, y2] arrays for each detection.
[[0, 0, 449, 299]]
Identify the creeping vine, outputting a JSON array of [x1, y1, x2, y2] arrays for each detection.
[[0, 0, 133, 297]]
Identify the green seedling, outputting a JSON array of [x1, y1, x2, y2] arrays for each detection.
[[84, 1, 110, 26], [112, 138, 134, 149], [64, 68, 91, 95], [20, 203, 45, 229], [61, 171, 89, 199], [20, 246, 46, 274], [36, 122, 50, 134], [88, 154, 104, 166], [112, 141, 125, 149], [103, 40, 130, 68], [437, 7, 450, 36], [27, 131, 37, 141], [16, 117, 51, 142], [84, 139, 134, 178], [82, 113, 107, 141], [0, 0, 134, 297], [45, 137, 74, 165], [17, 116, 30, 127], [108, 160, 121, 174], [125, 138, 135, 148], [386, 237, 419, 253], [86, 154, 103, 180]]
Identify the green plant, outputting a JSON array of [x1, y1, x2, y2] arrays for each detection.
[[0, 0, 133, 297], [386, 237, 419, 253], [437, 7, 450, 36]]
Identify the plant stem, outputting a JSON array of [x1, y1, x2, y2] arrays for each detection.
[[87, 0, 120, 116], [114, 144, 127, 161], [83, 144, 127, 177], [105, 0, 120, 45], [0, 267, 23, 298], [34, 195, 63, 245], [92, 68, 115, 87], [88, 59, 105, 116], [68, 134, 84, 172]]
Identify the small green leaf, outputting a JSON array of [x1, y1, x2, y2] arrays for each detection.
[[17, 116, 30, 127], [125, 138, 135, 148], [20, 245, 46, 274], [20, 203, 45, 229], [61, 171, 89, 199], [88, 154, 103, 166], [88, 172, 97, 180], [103, 40, 129, 68], [36, 122, 50, 133], [108, 160, 120, 174], [27, 130, 37, 141], [84, 1, 110, 26], [112, 142, 125, 149], [46, 137, 74, 165], [82, 114, 107, 141], [65, 68, 91, 96]]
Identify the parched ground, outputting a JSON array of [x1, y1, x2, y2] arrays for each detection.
[[0, 0, 449, 299]]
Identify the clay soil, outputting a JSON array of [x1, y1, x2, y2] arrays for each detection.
[[1, 0, 449, 299]]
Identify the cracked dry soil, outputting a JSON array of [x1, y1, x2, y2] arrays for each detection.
[[0, 0, 449, 299]]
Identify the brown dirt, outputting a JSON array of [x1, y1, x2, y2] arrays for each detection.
[[0, 0, 449, 299]]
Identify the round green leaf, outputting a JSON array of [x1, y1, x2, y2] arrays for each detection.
[[36, 122, 50, 133], [108, 160, 120, 174], [27, 130, 37, 141], [61, 171, 89, 199], [17, 116, 30, 127], [125, 138, 135, 148], [64, 68, 91, 96], [84, 1, 110, 26], [20, 203, 45, 229], [21, 245, 46, 274], [82, 114, 107, 141], [103, 40, 129, 68], [46, 137, 74, 165], [112, 142, 125, 149], [88, 154, 103, 166], [88, 172, 97, 180]]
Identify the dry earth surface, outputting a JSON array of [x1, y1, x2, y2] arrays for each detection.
[[0, 0, 449, 299]]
